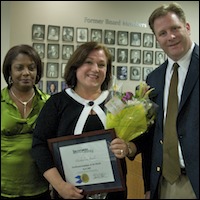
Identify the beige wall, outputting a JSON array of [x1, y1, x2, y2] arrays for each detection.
[[1, 1, 199, 92]]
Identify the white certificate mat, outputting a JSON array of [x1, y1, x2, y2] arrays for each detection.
[[59, 140, 114, 186]]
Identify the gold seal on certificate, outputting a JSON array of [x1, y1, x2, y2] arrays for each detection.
[[82, 174, 89, 183]]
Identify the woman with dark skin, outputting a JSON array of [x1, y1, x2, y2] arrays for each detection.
[[1, 44, 50, 199]]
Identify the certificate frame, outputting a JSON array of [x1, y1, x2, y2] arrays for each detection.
[[47, 128, 125, 195]]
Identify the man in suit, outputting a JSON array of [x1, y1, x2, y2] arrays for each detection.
[[118, 50, 128, 63], [130, 50, 141, 64], [142, 2, 199, 199], [144, 52, 153, 65], [48, 45, 59, 59], [63, 28, 73, 42], [144, 35, 153, 47], [104, 31, 115, 44], [33, 26, 44, 39]]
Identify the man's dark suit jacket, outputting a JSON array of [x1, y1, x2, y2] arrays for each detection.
[[142, 44, 199, 198]]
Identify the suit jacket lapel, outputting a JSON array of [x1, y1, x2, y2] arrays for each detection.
[[179, 45, 199, 112]]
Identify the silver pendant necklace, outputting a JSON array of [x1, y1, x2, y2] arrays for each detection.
[[10, 88, 35, 118]]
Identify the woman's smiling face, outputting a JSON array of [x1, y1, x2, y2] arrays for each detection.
[[76, 49, 107, 90]]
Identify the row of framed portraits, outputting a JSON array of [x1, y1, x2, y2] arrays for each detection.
[[42, 61, 153, 81], [33, 42, 166, 65], [115, 66, 153, 81], [32, 24, 160, 48], [37, 80, 68, 95], [39, 65, 153, 96]]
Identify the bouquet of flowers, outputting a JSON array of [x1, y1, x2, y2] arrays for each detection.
[[105, 81, 157, 142]]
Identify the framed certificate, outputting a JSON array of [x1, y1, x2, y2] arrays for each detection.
[[47, 129, 125, 195]]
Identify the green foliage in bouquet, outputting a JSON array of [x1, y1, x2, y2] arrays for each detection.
[[106, 82, 157, 142]]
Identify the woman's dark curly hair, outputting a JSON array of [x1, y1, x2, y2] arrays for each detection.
[[2, 44, 43, 88], [63, 41, 112, 91]]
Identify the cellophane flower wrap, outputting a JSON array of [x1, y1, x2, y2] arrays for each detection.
[[105, 81, 157, 142]]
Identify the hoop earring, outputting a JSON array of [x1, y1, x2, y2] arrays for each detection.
[[8, 76, 13, 85]]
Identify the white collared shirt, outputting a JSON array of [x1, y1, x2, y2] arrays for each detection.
[[164, 42, 195, 168]]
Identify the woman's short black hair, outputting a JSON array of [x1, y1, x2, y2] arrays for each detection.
[[2, 44, 43, 87]]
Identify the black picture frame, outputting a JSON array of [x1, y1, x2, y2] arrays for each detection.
[[130, 66, 141, 81], [41, 62, 44, 77], [104, 30, 115, 45], [117, 49, 128, 63], [108, 47, 115, 62], [155, 40, 161, 49], [47, 129, 125, 195], [76, 28, 88, 43], [117, 31, 128, 46], [62, 26, 74, 42], [32, 24, 45, 41], [143, 67, 153, 81], [130, 32, 141, 47], [62, 45, 74, 60], [155, 51, 166, 65], [116, 66, 128, 80], [61, 81, 68, 91], [37, 80, 43, 91], [46, 62, 59, 78], [143, 50, 153, 65], [130, 49, 141, 64], [33, 43, 45, 59], [47, 44, 59, 59], [61, 63, 67, 78], [143, 33, 154, 48], [47, 25, 60, 41], [91, 29, 102, 43], [112, 65, 115, 76], [46, 80, 58, 95]]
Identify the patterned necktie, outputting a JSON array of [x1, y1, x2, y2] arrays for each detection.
[[162, 63, 181, 184]]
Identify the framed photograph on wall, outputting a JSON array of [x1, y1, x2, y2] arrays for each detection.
[[130, 49, 141, 64], [130, 66, 141, 81], [143, 50, 153, 65], [143, 67, 153, 81], [47, 25, 60, 41], [117, 31, 128, 46], [32, 24, 45, 40], [46, 62, 59, 78], [130, 32, 141, 46], [61, 81, 68, 91], [155, 40, 161, 49], [62, 26, 74, 42], [116, 66, 127, 80], [47, 80, 58, 95], [143, 33, 154, 48], [47, 44, 59, 59], [76, 28, 88, 43], [41, 62, 44, 77], [117, 49, 128, 63], [155, 51, 166, 65], [61, 63, 67, 78], [91, 29, 102, 43], [33, 43, 45, 59], [112, 65, 115, 76], [104, 30, 115, 45], [108, 47, 115, 62], [37, 80, 43, 91], [62, 45, 74, 60]]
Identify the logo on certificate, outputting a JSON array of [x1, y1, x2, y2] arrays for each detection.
[[75, 173, 89, 184]]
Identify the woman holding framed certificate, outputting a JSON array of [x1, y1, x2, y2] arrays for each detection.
[[32, 42, 142, 199]]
